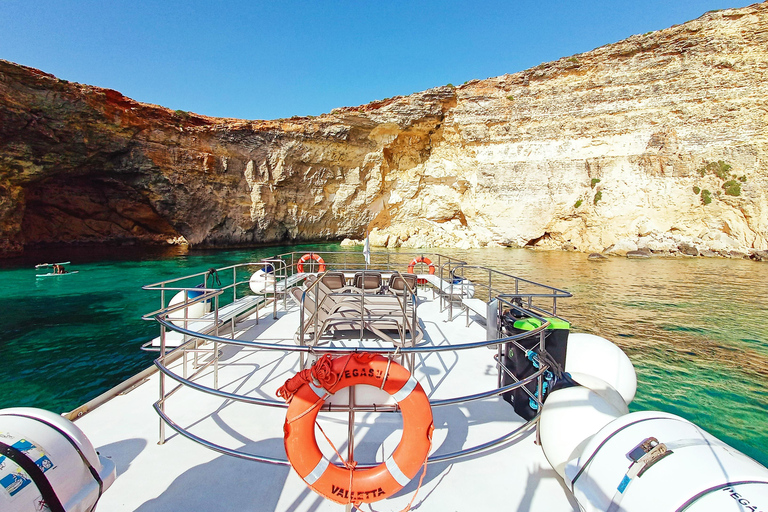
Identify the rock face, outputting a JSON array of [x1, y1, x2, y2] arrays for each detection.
[[2, 3, 768, 256]]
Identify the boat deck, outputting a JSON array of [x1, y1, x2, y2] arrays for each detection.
[[74, 288, 579, 511]]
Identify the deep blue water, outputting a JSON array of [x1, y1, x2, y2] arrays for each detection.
[[0, 244, 765, 466]]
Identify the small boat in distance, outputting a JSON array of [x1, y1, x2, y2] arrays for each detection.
[[35, 261, 77, 278]]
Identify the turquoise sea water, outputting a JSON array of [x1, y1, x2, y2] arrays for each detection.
[[0, 244, 766, 467]]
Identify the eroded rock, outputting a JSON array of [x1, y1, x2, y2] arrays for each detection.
[[2, 4, 768, 257], [678, 242, 700, 257], [626, 248, 651, 259]]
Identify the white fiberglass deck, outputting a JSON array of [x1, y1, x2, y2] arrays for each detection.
[[74, 290, 579, 512]]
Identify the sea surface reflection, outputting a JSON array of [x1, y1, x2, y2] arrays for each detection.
[[405, 247, 768, 465]]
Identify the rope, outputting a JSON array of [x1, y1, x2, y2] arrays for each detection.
[[362, 427, 433, 512], [348, 460, 358, 507], [277, 355, 340, 423], [206, 268, 221, 287], [316, 420, 361, 507], [315, 407, 430, 511], [400, 453, 429, 512], [277, 353, 340, 401], [276, 367, 314, 401], [286, 393, 328, 424]]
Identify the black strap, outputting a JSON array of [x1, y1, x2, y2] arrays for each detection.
[[207, 268, 221, 286], [2, 413, 104, 512], [0, 440, 65, 512]]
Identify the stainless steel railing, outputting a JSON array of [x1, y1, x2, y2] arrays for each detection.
[[146, 250, 568, 467]]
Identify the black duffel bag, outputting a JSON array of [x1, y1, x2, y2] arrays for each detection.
[[500, 313, 570, 420]]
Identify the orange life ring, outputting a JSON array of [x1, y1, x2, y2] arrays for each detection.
[[407, 256, 435, 284], [278, 353, 433, 505], [297, 253, 326, 273]]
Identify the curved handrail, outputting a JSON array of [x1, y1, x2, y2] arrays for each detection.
[[153, 355, 549, 466], [154, 350, 551, 410], [153, 313, 550, 354], [153, 399, 539, 467], [148, 252, 567, 471]]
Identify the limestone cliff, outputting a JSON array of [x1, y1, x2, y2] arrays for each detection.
[[1, 3, 767, 257]]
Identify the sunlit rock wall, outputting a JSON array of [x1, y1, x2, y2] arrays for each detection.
[[1, 3, 767, 257]]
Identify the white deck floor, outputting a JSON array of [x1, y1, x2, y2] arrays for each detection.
[[75, 290, 579, 511]]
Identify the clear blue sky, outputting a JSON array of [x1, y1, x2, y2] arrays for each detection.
[[0, 0, 755, 120]]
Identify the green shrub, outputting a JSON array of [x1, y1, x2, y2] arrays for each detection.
[[446, 83, 455, 88], [593, 191, 602, 205], [590, 178, 601, 189], [567, 57, 579, 64], [693, 186, 701, 194], [738, 175, 747, 183], [722, 180, 741, 196], [701, 189, 712, 205], [506, 95, 515, 101], [574, 199, 583, 208], [713, 160, 732, 180], [696, 160, 732, 180]]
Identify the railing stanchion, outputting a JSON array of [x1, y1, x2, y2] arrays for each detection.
[[499, 299, 504, 386], [158, 319, 166, 445], [214, 294, 220, 389], [489, 272, 492, 302], [536, 328, 546, 446], [345, 384, 356, 512], [273, 260, 279, 319], [299, 290, 306, 369]]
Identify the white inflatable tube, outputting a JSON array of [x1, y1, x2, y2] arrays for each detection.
[[565, 333, 637, 406], [249, 269, 276, 294], [539, 378, 628, 480], [0, 408, 116, 512], [565, 411, 768, 512], [168, 286, 211, 327]]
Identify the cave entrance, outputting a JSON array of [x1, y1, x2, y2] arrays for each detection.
[[20, 176, 180, 248], [525, 232, 552, 247]]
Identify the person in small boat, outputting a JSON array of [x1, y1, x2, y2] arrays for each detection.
[[53, 264, 67, 274]]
